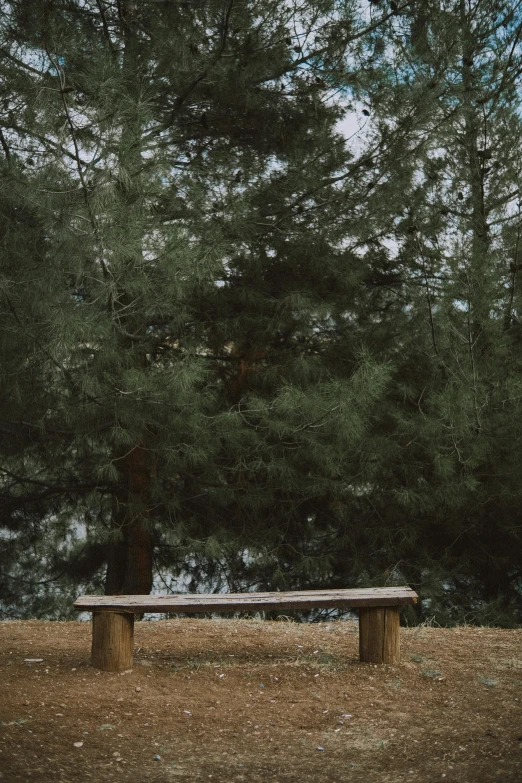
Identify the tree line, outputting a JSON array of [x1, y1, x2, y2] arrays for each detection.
[[1, 0, 522, 624]]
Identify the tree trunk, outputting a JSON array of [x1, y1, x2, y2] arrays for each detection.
[[105, 444, 153, 595], [459, 0, 492, 435], [105, 1, 153, 598]]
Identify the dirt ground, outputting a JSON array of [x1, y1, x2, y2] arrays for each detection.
[[1, 619, 522, 783]]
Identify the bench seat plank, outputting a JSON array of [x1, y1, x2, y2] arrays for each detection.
[[74, 586, 417, 614]]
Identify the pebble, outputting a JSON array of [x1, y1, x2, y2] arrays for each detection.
[[135, 687, 141, 692], [317, 746, 324, 751], [154, 754, 161, 761], [73, 742, 84, 748]]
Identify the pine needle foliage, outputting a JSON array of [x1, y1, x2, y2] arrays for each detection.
[[1, 0, 522, 624], [0, 0, 399, 610]]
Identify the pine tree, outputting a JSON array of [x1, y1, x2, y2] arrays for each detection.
[[1, 0, 400, 604], [5, 0, 521, 623], [341, 0, 522, 623], [0, 155, 110, 617]]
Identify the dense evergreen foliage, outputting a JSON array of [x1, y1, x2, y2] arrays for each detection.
[[1, 0, 522, 624]]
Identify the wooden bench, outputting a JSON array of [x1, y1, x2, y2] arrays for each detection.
[[74, 587, 418, 672]]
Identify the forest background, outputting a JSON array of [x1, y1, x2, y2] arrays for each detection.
[[1, 0, 522, 626]]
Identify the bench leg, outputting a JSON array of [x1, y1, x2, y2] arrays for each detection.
[[91, 611, 134, 672], [359, 606, 400, 664]]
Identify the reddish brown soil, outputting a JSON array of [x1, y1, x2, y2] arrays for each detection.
[[1, 619, 521, 782]]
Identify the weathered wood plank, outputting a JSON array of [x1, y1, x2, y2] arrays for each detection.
[[75, 587, 417, 614]]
